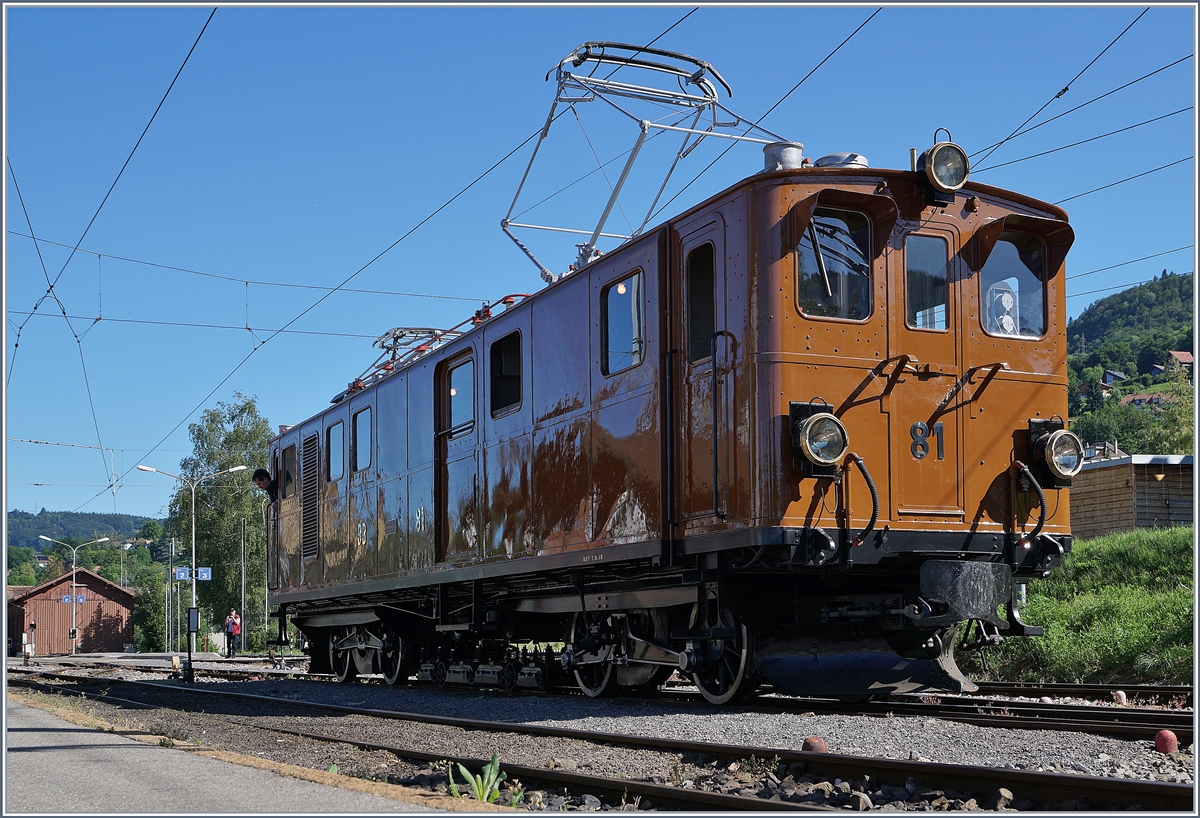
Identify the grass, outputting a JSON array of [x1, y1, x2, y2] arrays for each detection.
[[961, 526, 1194, 685]]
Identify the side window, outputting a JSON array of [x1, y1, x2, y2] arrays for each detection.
[[352, 408, 372, 471], [905, 235, 949, 330], [448, 360, 474, 435], [686, 244, 716, 362], [602, 271, 645, 375], [281, 445, 296, 499], [796, 208, 872, 320], [981, 231, 1046, 338], [326, 422, 344, 481], [490, 332, 521, 416]]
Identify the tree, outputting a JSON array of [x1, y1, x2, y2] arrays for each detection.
[[1143, 371, 1195, 454], [139, 520, 163, 541], [132, 563, 167, 652], [165, 391, 272, 649]]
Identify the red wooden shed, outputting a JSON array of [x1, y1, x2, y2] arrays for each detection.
[[7, 568, 135, 656]]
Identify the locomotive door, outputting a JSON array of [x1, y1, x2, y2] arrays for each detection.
[[672, 218, 731, 528], [888, 224, 964, 521], [435, 352, 479, 563]]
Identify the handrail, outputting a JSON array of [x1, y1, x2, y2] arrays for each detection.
[[711, 330, 735, 519]]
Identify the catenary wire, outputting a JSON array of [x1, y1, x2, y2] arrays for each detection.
[[11, 9, 217, 378], [1067, 246, 1193, 280], [1053, 156, 1192, 204], [971, 107, 1191, 173], [973, 7, 1149, 166], [5, 232, 488, 302], [969, 54, 1193, 157], [69, 11, 699, 514], [1067, 271, 1193, 299], [8, 153, 115, 510], [650, 8, 881, 223], [8, 310, 378, 340]]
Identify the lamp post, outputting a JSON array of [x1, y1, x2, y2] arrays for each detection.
[[38, 535, 110, 655], [137, 464, 246, 674]]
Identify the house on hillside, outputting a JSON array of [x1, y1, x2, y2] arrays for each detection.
[[1102, 369, 1127, 385], [1151, 351, 1194, 378], [7, 569, 135, 656], [1119, 391, 1171, 409]]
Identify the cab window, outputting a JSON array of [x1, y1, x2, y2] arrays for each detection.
[[796, 208, 872, 320], [905, 235, 949, 330], [601, 271, 645, 375], [280, 445, 296, 499], [326, 422, 344, 481], [981, 231, 1046, 338], [352, 408, 372, 471], [448, 360, 474, 435]]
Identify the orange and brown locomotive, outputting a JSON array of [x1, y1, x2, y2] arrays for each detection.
[[266, 48, 1084, 704]]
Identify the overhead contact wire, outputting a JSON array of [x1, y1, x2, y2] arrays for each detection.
[[974, 7, 1149, 166], [69, 10, 762, 513], [651, 7, 881, 222], [12, 7, 217, 382]]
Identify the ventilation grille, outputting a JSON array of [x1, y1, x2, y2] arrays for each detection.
[[301, 433, 319, 561]]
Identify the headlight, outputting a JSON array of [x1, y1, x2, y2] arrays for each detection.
[[797, 413, 849, 466], [1037, 429, 1084, 479], [923, 142, 969, 193]]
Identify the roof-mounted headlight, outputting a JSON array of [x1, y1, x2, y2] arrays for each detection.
[[922, 141, 970, 194], [1035, 429, 1085, 480], [796, 412, 849, 466]]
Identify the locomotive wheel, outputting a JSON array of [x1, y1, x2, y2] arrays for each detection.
[[435, 661, 448, 688], [689, 606, 757, 705], [380, 629, 409, 686], [569, 612, 619, 698], [330, 626, 358, 684], [502, 660, 519, 694]]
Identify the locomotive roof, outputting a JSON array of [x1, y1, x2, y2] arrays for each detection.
[[269, 164, 1070, 442]]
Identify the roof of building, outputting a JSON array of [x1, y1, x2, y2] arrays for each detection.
[[1081, 454, 1193, 471], [1169, 350, 1194, 364], [7, 567, 134, 605], [1119, 391, 1171, 407]]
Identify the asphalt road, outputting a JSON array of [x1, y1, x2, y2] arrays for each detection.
[[4, 699, 442, 813]]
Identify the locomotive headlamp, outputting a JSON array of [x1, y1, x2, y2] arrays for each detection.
[[1036, 428, 1085, 480], [796, 412, 849, 466], [922, 142, 970, 194]]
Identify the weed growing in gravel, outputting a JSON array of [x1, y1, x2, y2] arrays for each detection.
[[149, 721, 185, 741], [738, 754, 781, 777], [327, 764, 338, 775], [158, 737, 175, 748], [448, 753, 522, 805]]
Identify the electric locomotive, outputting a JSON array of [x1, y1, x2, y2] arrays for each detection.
[[265, 44, 1083, 703]]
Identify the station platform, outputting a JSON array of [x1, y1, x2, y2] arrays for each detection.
[[4, 697, 448, 813]]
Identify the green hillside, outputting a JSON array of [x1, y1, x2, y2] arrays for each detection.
[[1066, 270, 1193, 375], [6, 509, 155, 551]]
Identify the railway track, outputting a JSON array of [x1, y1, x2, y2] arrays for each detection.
[[13, 659, 1193, 744], [9, 667, 1193, 811]]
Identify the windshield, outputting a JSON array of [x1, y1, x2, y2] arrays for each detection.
[[796, 208, 872, 320]]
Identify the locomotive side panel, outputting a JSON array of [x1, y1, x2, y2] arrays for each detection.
[[406, 358, 437, 572], [482, 309, 534, 558], [590, 237, 663, 547], [435, 345, 482, 564], [320, 404, 351, 583], [376, 371, 408, 575], [531, 282, 593, 551]]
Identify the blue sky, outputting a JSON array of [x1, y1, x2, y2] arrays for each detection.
[[4, 4, 1196, 519]]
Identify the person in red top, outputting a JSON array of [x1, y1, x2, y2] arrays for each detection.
[[225, 609, 242, 658]]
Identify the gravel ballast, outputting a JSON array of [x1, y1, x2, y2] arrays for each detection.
[[12, 663, 1194, 811]]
